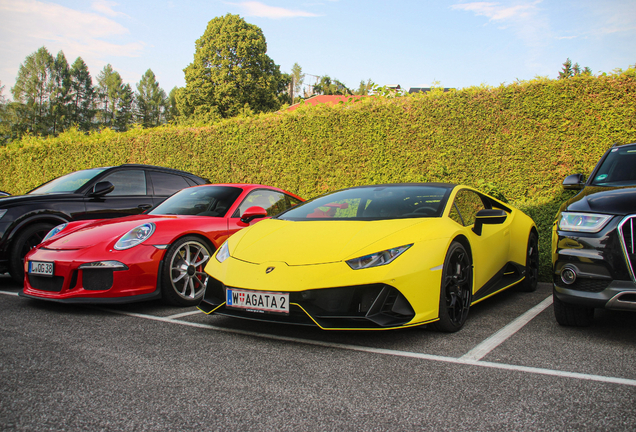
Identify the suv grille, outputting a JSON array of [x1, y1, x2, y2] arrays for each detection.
[[619, 215, 636, 282]]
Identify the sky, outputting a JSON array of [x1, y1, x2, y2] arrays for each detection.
[[1, 0, 635, 99]]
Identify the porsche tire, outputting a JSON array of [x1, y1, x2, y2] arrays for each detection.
[[432, 241, 473, 333], [553, 293, 594, 327], [161, 236, 212, 306], [8, 222, 55, 284], [517, 232, 539, 292]]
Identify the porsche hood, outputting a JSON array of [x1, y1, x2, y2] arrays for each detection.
[[43, 215, 164, 250], [228, 218, 444, 266]]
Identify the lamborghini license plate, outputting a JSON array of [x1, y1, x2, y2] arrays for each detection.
[[28, 261, 54, 277], [226, 288, 289, 314]]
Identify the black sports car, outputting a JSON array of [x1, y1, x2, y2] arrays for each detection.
[[552, 142, 636, 326], [0, 164, 209, 283]]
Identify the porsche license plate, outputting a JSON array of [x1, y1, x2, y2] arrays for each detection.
[[28, 261, 54, 277], [226, 288, 289, 314]]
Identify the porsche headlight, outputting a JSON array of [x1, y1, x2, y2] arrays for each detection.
[[114, 223, 155, 250], [42, 223, 68, 242], [558, 212, 612, 233], [216, 241, 230, 263], [346, 244, 412, 270]]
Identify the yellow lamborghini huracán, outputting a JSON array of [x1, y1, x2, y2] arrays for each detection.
[[200, 183, 538, 332]]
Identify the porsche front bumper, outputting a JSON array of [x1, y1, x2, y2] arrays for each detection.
[[20, 244, 164, 303]]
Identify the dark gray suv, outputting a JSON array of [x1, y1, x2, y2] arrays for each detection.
[[552, 142, 636, 326], [0, 164, 209, 283]]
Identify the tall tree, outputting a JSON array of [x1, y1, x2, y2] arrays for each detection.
[[290, 63, 305, 103], [96, 64, 133, 129], [114, 83, 134, 131], [165, 87, 180, 123], [96, 64, 120, 125], [135, 69, 167, 127], [178, 14, 282, 120], [68, 57, 95, 131], [49, 51, 70, 134], [11, 47, 56, 135], [313, 75, 352, 96], [278, 73, 293, 106], [0, 81, 9, 144], [355, 79, 374, 95], [559, 58, 592, 79]]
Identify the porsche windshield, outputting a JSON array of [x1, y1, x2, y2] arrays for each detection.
[[591, 144, 636, 186], [278, 185, 452, 220], [29, 168, 108, 194], [149, 186, 242, 217]]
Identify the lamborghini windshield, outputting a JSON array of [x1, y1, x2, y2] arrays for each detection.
[[591, 143, 636, 187], [277, 185, 452, 221]]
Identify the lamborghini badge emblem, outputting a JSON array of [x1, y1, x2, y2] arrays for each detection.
[[266, 266, 275, 274]]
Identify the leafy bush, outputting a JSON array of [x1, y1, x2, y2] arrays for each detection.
[[2, 73, 635, 281]]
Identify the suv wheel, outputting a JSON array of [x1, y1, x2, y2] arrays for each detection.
[[553, 292, 594, 327], [8, 223, 55, 283]]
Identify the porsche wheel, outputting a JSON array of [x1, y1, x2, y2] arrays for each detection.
[[517, 232, 539, 292], [8, 223, 55, 283], [161, 237, 212, 306], [432, 241, 473, 332]]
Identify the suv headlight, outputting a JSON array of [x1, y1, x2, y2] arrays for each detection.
[[346, 244, 412, 270], [558, 212, 612, 233], [114, 223, 155, 250]]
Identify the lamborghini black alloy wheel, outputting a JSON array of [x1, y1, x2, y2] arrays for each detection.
[[433, 241, 473, 332]]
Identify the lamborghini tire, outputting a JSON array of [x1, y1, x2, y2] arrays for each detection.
[[432, 241, 473, 333]]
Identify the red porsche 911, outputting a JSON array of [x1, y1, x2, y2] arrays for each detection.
[[20, 184, 303, 306]]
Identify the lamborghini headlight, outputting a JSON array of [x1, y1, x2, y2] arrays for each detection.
[[216, 241, 230, 263], [114, 223, 155, 250], [346, 244, 412, 270], [558, 212, 612, 233], [42, 223, 68, 242]]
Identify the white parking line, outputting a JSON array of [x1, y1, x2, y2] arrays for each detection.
[[461, 295, 553, 361], [0, 290, 19, 296], [165, 310, 203, 319], [98, 306, 636, 388]]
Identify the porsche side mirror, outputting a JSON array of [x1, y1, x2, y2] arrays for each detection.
[[91, 181, 115, 197], [240, 206, 268, 224], [473, 209, 507, 236], [562, 174, 585, 190]]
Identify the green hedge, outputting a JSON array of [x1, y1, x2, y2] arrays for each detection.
[[2, 72, 636, 281]]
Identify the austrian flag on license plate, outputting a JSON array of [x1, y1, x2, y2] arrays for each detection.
[[226, 288, 289, 314]]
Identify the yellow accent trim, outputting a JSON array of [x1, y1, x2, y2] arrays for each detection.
[[201, 301, 438, 331], [198, 302, 226, 315], [290, 303, 437, 331], [470, 277, 524, 306]]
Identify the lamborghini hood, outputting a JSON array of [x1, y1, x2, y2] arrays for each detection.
[[230, 218, 444, 266]]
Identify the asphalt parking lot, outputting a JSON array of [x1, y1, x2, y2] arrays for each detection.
[[2, 275, 635, 431]]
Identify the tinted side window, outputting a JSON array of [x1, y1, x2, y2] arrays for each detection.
[[150, 172, 191, 196], [235, 190, 287, 217], [449, 189, 485, 227], [286, 195, 303, 208], [101, 170, 146, 196]]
